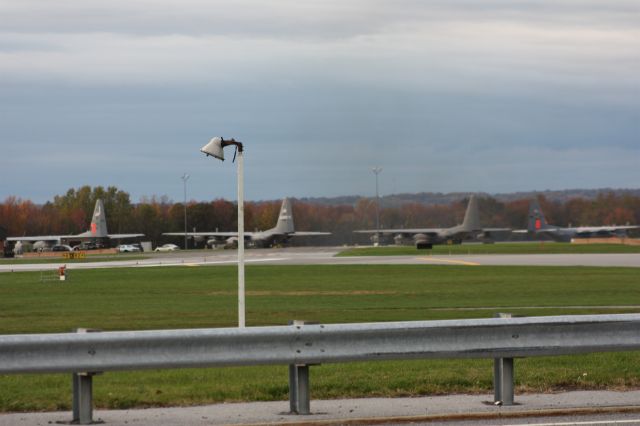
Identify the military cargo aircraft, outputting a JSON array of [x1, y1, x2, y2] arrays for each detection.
[[525, 198, 639, 242], [354, 195, 511, 249], [163, 198, 330, 248], [6, 199, 144, 250]]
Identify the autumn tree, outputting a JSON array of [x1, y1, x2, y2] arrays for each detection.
[[3, 190, 640, 245]]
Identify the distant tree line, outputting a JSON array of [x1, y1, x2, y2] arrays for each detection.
[[1, 186, 639, 246], [299, 188, 640, 207]]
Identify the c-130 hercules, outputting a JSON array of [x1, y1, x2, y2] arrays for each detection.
[[163, 198, 330, 248], [523, 197, 639, 242], [6, 199, 144, 250], [355, 195, 511, 249]]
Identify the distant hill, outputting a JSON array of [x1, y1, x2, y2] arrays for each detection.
[[297, 188, 640, 207]]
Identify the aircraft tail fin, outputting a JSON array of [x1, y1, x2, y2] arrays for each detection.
[[461, 195, 481, 231], [274, 198, 295, 234], [89, 199, 109, 237], [528, 198, 549, 232]]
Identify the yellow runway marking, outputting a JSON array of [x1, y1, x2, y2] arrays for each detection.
[[416, 257, 480, 266]]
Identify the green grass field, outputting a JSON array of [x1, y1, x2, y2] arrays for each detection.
[[1, 264, 639, 411], [338, 242, 640, 256]]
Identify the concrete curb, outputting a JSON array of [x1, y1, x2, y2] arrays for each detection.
[[238, 406, 640, 426], [2, 391, 640, 426]]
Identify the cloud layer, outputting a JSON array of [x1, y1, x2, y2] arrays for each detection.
[[1, 0, 638, 202]]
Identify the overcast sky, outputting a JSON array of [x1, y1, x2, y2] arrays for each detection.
[[1, 0, 638, 203]]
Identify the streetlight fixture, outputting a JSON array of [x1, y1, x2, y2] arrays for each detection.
[[372, 167, 382, 246], [200, 136, 246, 328], [181, 173, 190, 250]]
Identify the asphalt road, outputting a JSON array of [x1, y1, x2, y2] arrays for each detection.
[[420, 413, 640, 426], [1, 247, 639, 272]]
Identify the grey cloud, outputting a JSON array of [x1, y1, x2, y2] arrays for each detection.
[[1, 1, 639, 39], [1, 1, 639, 203]]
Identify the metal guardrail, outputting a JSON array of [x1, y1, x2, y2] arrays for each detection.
[[1, 314, 640, 423], [3, 314, 640, 374]]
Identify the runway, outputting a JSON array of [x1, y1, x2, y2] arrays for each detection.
[[1, 247, 639, 272]]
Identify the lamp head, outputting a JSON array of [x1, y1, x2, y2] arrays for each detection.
[[201, 137, 243, 161], [201, 137, 226, 161]]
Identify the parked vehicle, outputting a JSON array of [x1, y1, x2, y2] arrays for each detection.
[[51, 245, 73, 252], [154, 244, 180, 252], [73, 242, 100, 251], [118, 244, 142, 253]]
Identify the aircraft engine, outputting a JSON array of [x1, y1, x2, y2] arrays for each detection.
[[393, 234, 413, 246], [33, 241, 48, 252], [413, 233, 433, 250], [413, 233, 428, 242], [14, 241, 24, 255], [206, 237, 230, 248], [223, 237, 239, 249], [475, 232, 495, 244]]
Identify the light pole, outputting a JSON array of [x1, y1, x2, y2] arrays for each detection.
[[181, 173, 190, 250], [200, 136, 246, 328], [372, 166, 382, 246]]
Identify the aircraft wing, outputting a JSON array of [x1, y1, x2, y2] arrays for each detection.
[[6, 235, 69, 242], [478, 227, 512, 236], [8, 233, 146, 242], [535, 227, 564, 234], [354, 228, 443, 236], [355, 227, 510, 239], [162, 232, 258, 238], [108, 233, 145, 239], [163, 231, 328, 238], [576, 225, 640, 233], [513, 227, 565, 236]]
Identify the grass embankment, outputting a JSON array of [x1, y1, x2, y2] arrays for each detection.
[[1, 264, 639, 411], [338, 242, 640, 256]]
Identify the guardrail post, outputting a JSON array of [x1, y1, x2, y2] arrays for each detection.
[[72, 372, 96, 424], [290, 364, 310, 414], [288, 320, 313, 415], [288, 364, 298, 413], [493, 313, 515, 406], [71, 328, 102, 424]]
